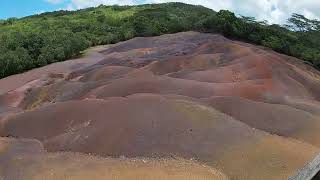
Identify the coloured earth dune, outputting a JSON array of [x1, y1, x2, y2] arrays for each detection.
[[1, 32, 320, 180]]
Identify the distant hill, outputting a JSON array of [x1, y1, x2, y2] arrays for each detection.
[[0, 2, 319, 78]]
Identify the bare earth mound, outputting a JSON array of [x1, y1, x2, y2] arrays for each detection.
[[0, 138, 226, 180], [1, 32, 320, 179]]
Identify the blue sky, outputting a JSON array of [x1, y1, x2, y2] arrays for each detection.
[[1, 0, 319, 24], [0, 0, 68, 19]]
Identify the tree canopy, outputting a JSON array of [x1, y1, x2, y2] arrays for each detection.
[[0, 2, 319, 78]]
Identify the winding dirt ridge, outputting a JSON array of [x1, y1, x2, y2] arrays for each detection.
[[1, 32, 320, 180]]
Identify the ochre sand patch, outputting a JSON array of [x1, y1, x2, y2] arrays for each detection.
[[0, 138, 227, 180]]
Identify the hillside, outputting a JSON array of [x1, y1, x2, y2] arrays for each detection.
[[0, 2, 320, 79], [1, 31, 320, 179]]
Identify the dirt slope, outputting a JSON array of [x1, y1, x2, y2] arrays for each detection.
[[1, 31, 320, 180]]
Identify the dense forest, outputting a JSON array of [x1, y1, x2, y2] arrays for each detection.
[[0, 2, 319, 78]]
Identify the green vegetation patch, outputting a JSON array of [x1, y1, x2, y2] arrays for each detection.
[[0, 2, 319, 78]]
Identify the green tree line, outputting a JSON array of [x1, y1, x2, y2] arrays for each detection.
[[0, 3, 319, 78]]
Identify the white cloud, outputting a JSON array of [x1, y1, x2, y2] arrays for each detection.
[[46, 0, 66, 4], [65, 3, 75, 11], [228, 0, 320, 24], [47, 0, 320, 24]]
